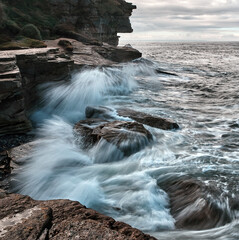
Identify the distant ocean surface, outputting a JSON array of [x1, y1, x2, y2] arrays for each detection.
[[17, 41, 239, 239]]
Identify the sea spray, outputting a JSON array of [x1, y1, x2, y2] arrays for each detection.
[[17, 61, 176, 232]]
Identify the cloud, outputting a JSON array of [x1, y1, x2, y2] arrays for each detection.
[[120, 0, 239, 41]]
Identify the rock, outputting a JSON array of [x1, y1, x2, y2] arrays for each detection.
[[155, 68, 178, 76], [85, 106, 179, 130], [0, 48, 74, 134], [0, 39, 142, 135], [93, 44, 142, 63], [2, 0, 136, 46], [157, 176, 231, 230], [85, 106, 115, 119], [74, 119, 152, 158], [0, 192, 156, 240], [0, 151, 11, 181], [58, 39, 73, 52], [9, 142, 35, 165], [117, 108, 179, 130], [0, 134, 34, 152]]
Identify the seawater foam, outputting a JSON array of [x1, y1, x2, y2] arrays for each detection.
[[31, 65, 143, 123], [18, 62, 176, 232]]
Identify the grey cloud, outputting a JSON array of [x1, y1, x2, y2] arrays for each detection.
[[123, 0, 239, 40]]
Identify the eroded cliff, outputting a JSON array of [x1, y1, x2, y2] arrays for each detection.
[[0, 0, 135, 47]]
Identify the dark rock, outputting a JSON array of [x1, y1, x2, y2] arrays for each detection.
[[117, 109, 179, 130], [85, 106, 115, 119], [93, 45, 142, 63], [0, 192, 156, 240], [155, 68, 178, 76], [58, 39, 73, 52], [0, 48, 74, 134], [74, 119, 152, 158], [0, 151, 11, 181], [85, 106, 179, 130], [158, 176, 231, 230], [2, 0, 136, 46]]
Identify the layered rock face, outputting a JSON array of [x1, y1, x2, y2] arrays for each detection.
[[0, 39, 141, 135], [49, 0, 136, 46], [1, 0, 135, 46], [0, 47, 74, 134]]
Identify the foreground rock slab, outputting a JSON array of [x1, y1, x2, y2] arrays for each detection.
[[0, 191, 156, 240], [157, 176, 231, 230]]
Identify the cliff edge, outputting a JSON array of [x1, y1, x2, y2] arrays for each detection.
[[0, 0, 135, 47]]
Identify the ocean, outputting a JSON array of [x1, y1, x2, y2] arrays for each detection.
[[16, 42, 239, 239]]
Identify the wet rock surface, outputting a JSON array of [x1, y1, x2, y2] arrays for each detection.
[[157, 176, 232, 230], [85, 106, 179, 130], [0, 38, 142, 135], [74, 119, 152, 158], [0, 191, 156, 240], [0, 151, 11, 181]]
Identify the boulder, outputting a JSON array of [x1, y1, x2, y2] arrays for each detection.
[[157, 176, 231, 230], [74, 119, 152, 158], [0, 191, 156, 240], [85, 106, 179, 130], [117, 109, 179, 130], [93, 45, 142, 63]]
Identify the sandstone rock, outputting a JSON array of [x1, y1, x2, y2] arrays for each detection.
[[2, 0, 136, 46], [0, 48, 73, 134], [9, 142, 35, 165], [157, 176, 231, 230], [117, 108, 179, 130], [58, 39, 74, 52], [85, 106, 179, 130], [0, 192, 156, 240], [74, 119, 152, 158], [93, 44, 142, 63]]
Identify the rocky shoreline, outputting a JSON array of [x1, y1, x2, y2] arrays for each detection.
[[1, 0, 237, 239]]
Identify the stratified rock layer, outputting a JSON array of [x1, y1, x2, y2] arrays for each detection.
[[0, 39, 141, 135], [0, 191, 156, 240], [1, 0, 136, 46]]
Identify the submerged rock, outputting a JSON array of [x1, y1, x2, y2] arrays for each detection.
[[85, 106, 179, 130], [0, 191, 156, 240], [74, 119, 152, 159], [158, 176, 231, 230]]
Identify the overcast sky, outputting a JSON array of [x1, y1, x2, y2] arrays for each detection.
[[120, 0, 239, 42]]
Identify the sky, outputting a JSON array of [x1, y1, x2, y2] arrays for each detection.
[[120, 0, 239, 42]]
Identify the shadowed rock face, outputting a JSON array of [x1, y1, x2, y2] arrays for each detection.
[[1, 0, 136, 46], [0, 191, 156, 240], [0, 151, 11, 181], [157, 177, 232, 230], [74, 119, 152, 159]]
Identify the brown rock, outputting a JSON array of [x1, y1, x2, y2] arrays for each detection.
[[85, 106, 179, 130], [74, 119, 152, 158], [58, 39, 74, 52], [158, 176, 231, 230], [117, 108, 179, 130], [93, 44, 142, 63], [0, 192, 156, 240]]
